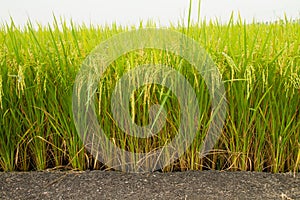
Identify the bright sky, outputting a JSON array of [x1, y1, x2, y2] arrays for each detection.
[[0, 0, 299, 27]]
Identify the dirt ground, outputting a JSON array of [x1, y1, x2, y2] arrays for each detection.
[[0, 170, 299, 200]]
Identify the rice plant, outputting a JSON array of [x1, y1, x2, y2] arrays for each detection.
[[0, 16, 299, 172]]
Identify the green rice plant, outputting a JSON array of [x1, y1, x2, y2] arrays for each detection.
[[0, 15, 299, 172]]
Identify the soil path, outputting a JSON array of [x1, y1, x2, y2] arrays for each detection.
[[0, 170, 299, 200]]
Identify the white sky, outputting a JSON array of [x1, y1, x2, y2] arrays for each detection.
[[0, 0, 299, 27]]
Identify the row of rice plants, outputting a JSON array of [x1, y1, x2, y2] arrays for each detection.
[[0, 17, 299, 172]]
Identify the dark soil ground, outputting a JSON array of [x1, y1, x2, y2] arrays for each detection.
[[0, 170, 299, 200]]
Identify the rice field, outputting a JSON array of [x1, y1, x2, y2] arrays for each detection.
[[0, 16, 299, 173]]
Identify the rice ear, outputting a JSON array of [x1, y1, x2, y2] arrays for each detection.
[[0, 75, 3, 109]]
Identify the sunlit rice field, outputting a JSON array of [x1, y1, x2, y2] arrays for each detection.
[[0, 16, 299, 173]]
